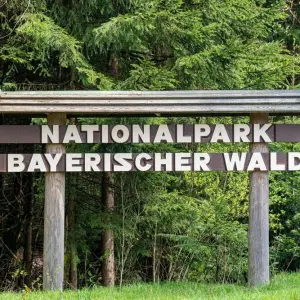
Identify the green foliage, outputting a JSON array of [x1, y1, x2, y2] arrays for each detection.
[[0, 2, 111, 90], [118, 59, 178, 90], [92, 0, 297, 89], [15, 13, 112, 89], [1, 0, 300, 291], [1, 273, 300, 299], [144, 190, 248, 282]]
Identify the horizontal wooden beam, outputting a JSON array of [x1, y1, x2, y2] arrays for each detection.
[[1, 90, 300, 116]]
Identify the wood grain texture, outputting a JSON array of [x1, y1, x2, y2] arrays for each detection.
[[1, 90, 300, 115], [248, 113, 269, 287], [43, 113, 66, 290]]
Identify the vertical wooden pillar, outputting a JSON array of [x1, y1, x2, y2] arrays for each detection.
[[248, 113, 269, 287], [43, 113, 66, 290]]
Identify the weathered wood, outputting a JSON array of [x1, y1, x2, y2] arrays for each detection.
[[43, 113, 66, 290], [248, 113, 269, 287], [1, 90, 300, 116], [2, 89, 300, 98]]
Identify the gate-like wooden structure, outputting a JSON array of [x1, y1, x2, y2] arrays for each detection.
[[1, 90, 299, 289]]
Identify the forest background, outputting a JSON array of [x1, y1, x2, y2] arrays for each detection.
[[0, 0, 300, 291]]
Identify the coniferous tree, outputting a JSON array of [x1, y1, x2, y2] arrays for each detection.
[[1, 0, 300, 290]]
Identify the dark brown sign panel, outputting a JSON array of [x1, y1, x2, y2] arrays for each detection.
[[2, 152, 300, 172], [0, 124, 296, 144]]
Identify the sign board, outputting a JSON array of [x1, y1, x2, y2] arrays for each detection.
[[0, 124, 299, 143], [2, 152, 300, 172], [2, 91, 287, 289], [0, 124, 298, 172]]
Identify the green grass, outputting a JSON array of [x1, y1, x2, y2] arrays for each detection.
[[1, 273, 300, 300]]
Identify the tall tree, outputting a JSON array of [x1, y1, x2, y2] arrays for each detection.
[[1, 0, 300, 291], [101, 172, 115, 287], [65, 118, 78, 289]]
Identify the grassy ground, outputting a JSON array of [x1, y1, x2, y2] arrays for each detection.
[[0, 273, 299, 300]]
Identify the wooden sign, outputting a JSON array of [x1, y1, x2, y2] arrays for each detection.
[[0, 152, 298, 172], [3, 91, 289, 289], [0, 123, 298, 172], [0, 124, 299, 143]]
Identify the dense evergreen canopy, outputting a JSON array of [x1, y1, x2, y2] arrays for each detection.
[[0, 0, 300, 290]]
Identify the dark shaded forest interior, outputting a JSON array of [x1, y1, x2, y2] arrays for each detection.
[[1, 0, 300, 290]]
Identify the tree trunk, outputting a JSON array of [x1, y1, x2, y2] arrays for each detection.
[[101, 171, 115, 287], [24, 173, 33, 287], [66, 117, 78, 289], [100, 54, 118, 287], [66, 173, 78, 289]]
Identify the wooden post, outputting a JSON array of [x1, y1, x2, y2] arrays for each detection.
[[43, 113, 66, 290], [248, 113, 269, 287]]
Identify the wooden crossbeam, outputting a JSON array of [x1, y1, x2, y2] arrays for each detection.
[[1, 90, 300, 115]]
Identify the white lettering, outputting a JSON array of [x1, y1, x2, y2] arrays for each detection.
[[45, 153, 62, 172], [101, 125, 109, 143], [193, 153, 210, 171], [28, 154, 47, 172], [247, 153, 267, 171], [8, 154, 25, 172], [132, 125, 150, 143], [270, 153, 285, 171], [194, 125, 210, 142], [288, 153, 300, 171], [135, 153, 152, 171], [113, 153, 133, 171], [253, 124, 272, 142], [63, 125, 82, 143], [175, 153, 192, 171], [66, 154, 83, 171], [211, 125, 230, 143], [177, 125, 192, 143], [41, 125, 59, 143], [81, 125, 99, 143], [224, 153, 247, 171], [85, 153, 101, 171], [104, 153, 111, 171], [154, 153, 173, 171], [154, 125, 173, 143], [111, 125, 130, 143], [234, 125, 250, 142]]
